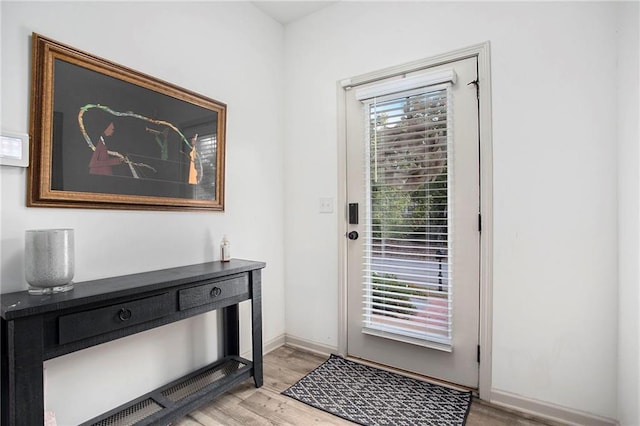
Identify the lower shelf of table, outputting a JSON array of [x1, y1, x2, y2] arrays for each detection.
[[81, 356, 254, 426]]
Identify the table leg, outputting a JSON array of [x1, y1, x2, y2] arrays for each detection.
[[2, 316, 44, 426], [251, 270, 263, 388]]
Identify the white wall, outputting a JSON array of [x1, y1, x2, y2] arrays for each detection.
[[616, 2, 640, 425], [0, 2, 285, 424], [283, 1, 623, 421]]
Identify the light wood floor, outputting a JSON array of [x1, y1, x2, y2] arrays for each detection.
[[174, 345, 559, 426]]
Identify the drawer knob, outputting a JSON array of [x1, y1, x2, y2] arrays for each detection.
[[118, 308, 132, 321], [210, 287, 222, 298]]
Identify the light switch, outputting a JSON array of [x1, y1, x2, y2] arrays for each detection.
[[319, 197, 334, 213]]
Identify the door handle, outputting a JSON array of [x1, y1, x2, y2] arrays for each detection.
[[347, 231, 359, 240]]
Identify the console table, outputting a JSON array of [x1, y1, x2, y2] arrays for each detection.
[[1, 259, 265, 425]]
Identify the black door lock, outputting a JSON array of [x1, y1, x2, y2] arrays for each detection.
[[348, 203, 359, 224], [347, 231, 359, 240]]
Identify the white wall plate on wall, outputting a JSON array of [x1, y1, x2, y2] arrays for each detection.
[[0, 131, 29, 167]]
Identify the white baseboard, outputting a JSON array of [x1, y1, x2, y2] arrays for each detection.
[[283, 334, 337, 357], [264, 333, 286, 355], [491, 389, 618, 426], [240, 333, 333, 359], [240, 333, 286, 359]]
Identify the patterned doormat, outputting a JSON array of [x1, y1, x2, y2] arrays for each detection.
[[282, 354, 472, 426]]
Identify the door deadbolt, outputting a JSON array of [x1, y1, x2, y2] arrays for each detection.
[[347, 231, 359, 240]]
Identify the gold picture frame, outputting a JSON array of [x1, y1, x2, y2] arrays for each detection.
[[28, 33, 226, 211]]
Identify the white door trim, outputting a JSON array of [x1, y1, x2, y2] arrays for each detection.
[[336, 41, 493, 400]]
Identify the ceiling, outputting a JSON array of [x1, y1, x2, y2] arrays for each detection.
[[251, 1, 336, 24]]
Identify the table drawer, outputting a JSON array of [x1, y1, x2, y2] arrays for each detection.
[[179, 274, 249, 311], [58, 293, 174, 345]]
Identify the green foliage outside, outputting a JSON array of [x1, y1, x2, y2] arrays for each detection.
[[371, 272, 420, 317], [369, 91, 449, 252]]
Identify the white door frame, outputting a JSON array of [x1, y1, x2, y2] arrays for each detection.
[[336, 41, 493, 400]]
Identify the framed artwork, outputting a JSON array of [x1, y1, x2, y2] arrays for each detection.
[[28, 33, 226, 211]]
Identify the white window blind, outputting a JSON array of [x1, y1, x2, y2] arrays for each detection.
[[361, 83, 454, 347]]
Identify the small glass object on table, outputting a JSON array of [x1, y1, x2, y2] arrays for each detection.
[[24, 229, 75, 295]]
